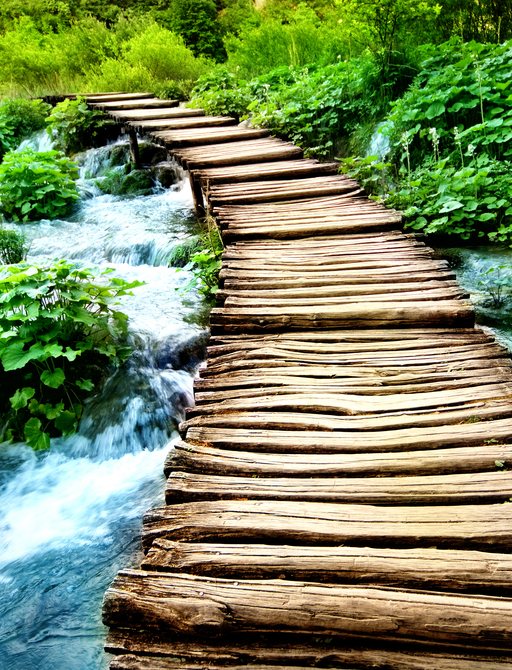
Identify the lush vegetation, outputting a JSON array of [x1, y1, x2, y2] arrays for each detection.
[[0, 261, 140, 449], [0, 148, 79, 221], [0, 0, 512, 449], [0, 98, 50, 158], [46, 98, 118, 154]]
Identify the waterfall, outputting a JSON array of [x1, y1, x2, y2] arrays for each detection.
[[0, 140, 204, 670]]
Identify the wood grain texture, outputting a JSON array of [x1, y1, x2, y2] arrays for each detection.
[[104, 570, 512, 648], [142, 540, 512, 592]]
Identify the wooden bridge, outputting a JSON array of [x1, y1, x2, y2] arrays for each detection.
[[88, 93, 512, 669]]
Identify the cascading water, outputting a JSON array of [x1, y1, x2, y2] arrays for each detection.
[[0, 139, 206, 669], [438, 245, 512, 350]]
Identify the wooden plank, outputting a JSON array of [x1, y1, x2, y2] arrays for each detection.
[[209, 300, 475, 331], [187, 384, 512, 415], [174, 139, 303, 169], [153, 126, 270, 147], [165, 470, 512, 505], [193, 159, 339, 184], [143, 540, 512, 592], [109, 108, 205, 120], [104, 570, 512, 649], [110, 653, 512, 670], [107, 632, 512, 670], [89, 98, 178, 110], [184, 417, 512, 453], [209, 175, 362, 204], [142, 500, 512, 550], [165, 441, 512, 477], [85, 92, 154, 102], [128, 116, 236, 131]]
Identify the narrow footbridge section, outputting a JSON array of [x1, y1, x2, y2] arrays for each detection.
[[89, 93, 512, 669]]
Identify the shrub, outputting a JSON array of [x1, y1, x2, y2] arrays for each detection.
[[247, 57, 384, 157], [386, 154, 512, 242], [0, 148, 79, 222], [0, 98, 51, 158], [88, 22, 211, 95], [46, 97, 117, 154], [0, 261, 141, 449], [0, 228, 28, 263], [169, 0, 226, 60], [388, 40, 512, 167], [181, 216, 223, 301], [189, 67, 253, 119], [224, 5, 348, 77]]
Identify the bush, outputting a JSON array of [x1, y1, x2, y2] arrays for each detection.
[[224, 4, 348, 77], [189, 67, 253, 118], [247, 57, 385, 157], [386, 154, 512, 242], [0, 228, 28, 263], [388, 40, 512, 167], [0, 98, 51, 158], [88, 22, 211, 95], [46, 97, 117, 154], [0, 261, 141, 449], [0, 148, 79, 222]]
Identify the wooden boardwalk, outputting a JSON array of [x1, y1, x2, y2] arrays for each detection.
[[88, 94, 512, 669]]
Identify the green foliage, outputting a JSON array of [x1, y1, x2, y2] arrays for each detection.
[[477, 266, 512, 309], [247, 57, 386, 157], [189, 67, 253, 119], [167, 0, 226, 60], [386, 155, 512, 242], [181, 217, 223, 301], [224, 6, 348, 77], [0, 148, 79, 222], [0, 98, 51, 158], [46, 97, 116, 154], [168, 236, 203, 268], [88, 21, 211, 95], [388, 40, 512, 166], [0, 228, 28, 264], [340, 155, 392, 196], [0, 260, 141, 448], [97, 167, 155, 197], [376, 39, 512, 243]]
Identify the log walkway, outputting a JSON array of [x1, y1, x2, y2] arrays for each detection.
[[88, 94, 512, 669]]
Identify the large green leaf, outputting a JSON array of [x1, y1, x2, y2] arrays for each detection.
[[10, 386, 35, 410], [41, 367, 66, 389], [23, 418, 50, 450]]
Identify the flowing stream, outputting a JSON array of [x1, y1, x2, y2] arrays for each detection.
[[0, 138, 206, 669]]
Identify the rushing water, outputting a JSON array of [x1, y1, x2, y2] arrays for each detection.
[[437, 245, 512, 349], [0, 140, 205, 669]]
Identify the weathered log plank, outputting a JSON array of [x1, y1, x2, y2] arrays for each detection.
[[110, 108, 205, 120], [142, 500, 512, 550], [89, 98, 178, 110], [104, 570, 512, 649], [165, 470, 512, 505], [129, 116, 236, 132], [142, 540, 512, 592], [184, 417, 512, 453], [153, 126, 270, 147], [106, 632, 512, 669], [165, 441, 512, 478]]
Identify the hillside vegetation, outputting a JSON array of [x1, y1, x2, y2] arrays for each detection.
[[0, 0, 509, 246]]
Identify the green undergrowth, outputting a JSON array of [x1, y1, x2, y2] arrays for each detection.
[[0, 261, 142, 449], [0, 148, 79, 222]]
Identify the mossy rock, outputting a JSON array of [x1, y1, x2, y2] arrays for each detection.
[[152, 162, 182, 188], [98, 167, 155, 196], [138, 141, 168, 165]]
